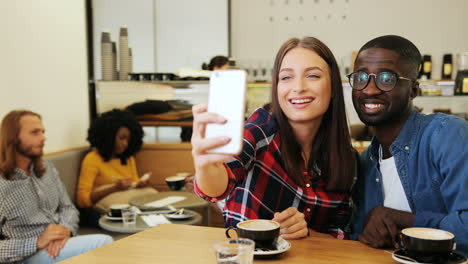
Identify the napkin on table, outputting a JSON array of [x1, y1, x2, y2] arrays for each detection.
[[141, 214, 171, 227]]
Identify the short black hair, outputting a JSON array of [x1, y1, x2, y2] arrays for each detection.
[[87, 109, 143, 164], [357, 35, 422, 78], [202, 56, 229, 71]]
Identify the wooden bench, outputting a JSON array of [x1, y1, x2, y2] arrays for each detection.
[[45, 143, 224, 229], [135, 142, 224, 227]]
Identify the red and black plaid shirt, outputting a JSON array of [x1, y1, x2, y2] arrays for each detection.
[[195, 108, 352, 239]]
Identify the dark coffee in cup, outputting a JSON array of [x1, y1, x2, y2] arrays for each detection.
[[226, 220, 280, 250], [397, 227, 455, 262], [165, 176, 186, 191], [109, 204, 129, 218]]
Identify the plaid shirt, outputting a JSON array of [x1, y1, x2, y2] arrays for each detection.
[[195, 108, 353, 239], [0, 161, 79, 263]]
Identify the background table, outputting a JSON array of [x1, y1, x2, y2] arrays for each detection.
[[59, 224, 397, 264], [98, 209, 202, 233], [130, 191, 210, 226]]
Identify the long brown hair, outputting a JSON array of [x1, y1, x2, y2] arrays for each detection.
[[271, 37, 356, 191], [0, 110, 46, 180]]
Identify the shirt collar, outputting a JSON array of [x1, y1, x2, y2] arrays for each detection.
[[391, 108, 420, 154], [13, 163, 36, 180], [368, 108, 420, 160]]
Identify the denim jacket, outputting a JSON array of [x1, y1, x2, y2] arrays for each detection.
[[352, 109, 468, 255]]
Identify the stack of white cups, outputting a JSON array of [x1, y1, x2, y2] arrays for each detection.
[[101, 31, 113, 81], [119, 26, 129, 81], [112, 42, 118, 80], [128, 47, 133, 75]]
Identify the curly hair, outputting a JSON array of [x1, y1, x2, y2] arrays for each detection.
[[87, 109, 143, 164]]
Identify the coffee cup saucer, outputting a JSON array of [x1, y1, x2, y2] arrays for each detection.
[[105, 214, 123, 221], [392, 249, 467, 264], [254, 237, 291, 258], [165, 210, 194, 220]]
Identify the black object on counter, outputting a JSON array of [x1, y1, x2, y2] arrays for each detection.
[[441, 54, 453, 80], [454, 53, 468, 95], [128, 72, 178, 81], [419, 55, 432, 80], [126, 100, 173, 115]]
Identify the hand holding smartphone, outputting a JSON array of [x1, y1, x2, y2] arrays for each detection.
[[205, 70, 247, 154], [130, 172, 151, 188]]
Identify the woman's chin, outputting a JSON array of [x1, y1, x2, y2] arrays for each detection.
[[114, 150, 125, 156]]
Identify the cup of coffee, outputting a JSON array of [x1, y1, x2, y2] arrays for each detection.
[[226, 219, 280, 250], [165, 175, 186, 191], [109, 204, 130, 218], [396, 227, 455, 261]]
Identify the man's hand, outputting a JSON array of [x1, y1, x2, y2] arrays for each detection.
[[272, 207, 308, 239], [359, 206, 414, 249], [45, 237, 69, 259], [37, 224, 71, 249]]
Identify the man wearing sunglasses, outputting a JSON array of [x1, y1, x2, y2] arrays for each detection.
[[350, 35, 468, 255]]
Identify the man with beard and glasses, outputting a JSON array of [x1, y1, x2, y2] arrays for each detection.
[[349, 35, 468, 256], [0, 110, 113, 263]]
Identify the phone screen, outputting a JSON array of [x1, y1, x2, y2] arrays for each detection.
[[206, 70, 247, 154]]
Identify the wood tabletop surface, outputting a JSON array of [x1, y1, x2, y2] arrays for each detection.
[[58, 224, 396, 264]]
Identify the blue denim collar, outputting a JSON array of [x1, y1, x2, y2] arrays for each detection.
[[391, 108, 420, 155], [368, 108, 420, 160]]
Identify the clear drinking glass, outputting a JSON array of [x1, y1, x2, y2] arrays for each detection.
[[121, 206, 137, 228], [213, 238, 255, 264]]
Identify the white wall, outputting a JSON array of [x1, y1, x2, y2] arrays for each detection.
[[154, 0, 228, 72], [0, 0, 89, 153], [231, 0, 468, 79], [92, 0, 228, 77], [92, 0, 155, 80]]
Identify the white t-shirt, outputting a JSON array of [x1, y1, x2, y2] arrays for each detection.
[[380, 156, 412, 213]]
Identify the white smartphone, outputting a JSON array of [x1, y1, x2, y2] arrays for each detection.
[[205, 70, 247, 154], [130, 173, 151, 188]]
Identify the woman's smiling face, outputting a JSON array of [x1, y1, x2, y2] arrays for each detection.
[[277, 47, 332, 126]]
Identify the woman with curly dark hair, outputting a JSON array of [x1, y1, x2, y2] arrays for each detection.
[[77, 109, 151, 214]]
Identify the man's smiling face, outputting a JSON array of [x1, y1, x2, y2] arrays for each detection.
[[352, 48, 416, 126]]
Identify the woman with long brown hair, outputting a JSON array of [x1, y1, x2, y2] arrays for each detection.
[[191, 37, 357, 239]]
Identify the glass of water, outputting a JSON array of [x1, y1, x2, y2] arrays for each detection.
[[213, 238, 255, 264], [121, 206, 137, 228]]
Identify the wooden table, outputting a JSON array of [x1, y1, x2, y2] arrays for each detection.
[[59, 224, 395, 264], [130, 192, 210, 226], [98, 210, 202, 233]]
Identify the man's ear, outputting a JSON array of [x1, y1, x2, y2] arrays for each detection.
[[410, 81, 419, 100]]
